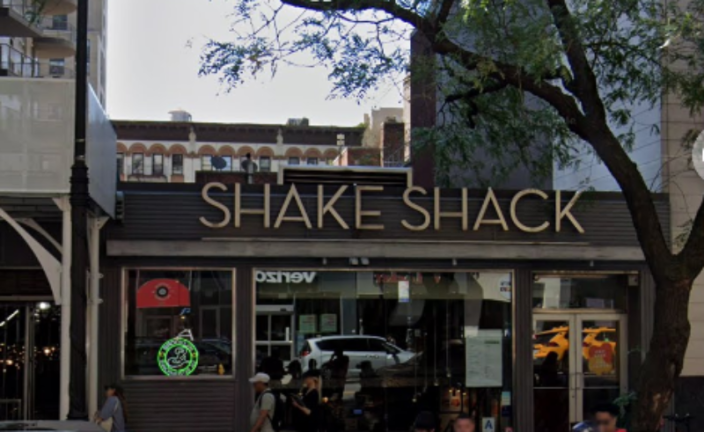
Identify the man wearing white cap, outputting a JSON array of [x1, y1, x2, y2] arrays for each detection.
[[249, 372, 276, 432]]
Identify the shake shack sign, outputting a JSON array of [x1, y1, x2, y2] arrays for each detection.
[[199, 182, 585, 234]]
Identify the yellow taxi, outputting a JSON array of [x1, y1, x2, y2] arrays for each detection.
[[533, 326, 616, 361], [533, 326, 570, 361]]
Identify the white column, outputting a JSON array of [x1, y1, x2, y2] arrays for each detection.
[[58, 197, 72, 420], [87, 216, 108, 418]]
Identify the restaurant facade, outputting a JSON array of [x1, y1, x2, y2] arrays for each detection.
[[83, 175, 666, 432]]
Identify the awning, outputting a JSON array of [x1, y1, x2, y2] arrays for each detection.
[[137, 279, 191, 309]]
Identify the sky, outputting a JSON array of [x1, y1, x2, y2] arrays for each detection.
[[106, 0, 404, 126]]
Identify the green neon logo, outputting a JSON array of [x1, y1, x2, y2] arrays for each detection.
[[157, 338, 199, 376]]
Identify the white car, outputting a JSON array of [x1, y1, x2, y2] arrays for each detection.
[[297, 335, 415, 378]]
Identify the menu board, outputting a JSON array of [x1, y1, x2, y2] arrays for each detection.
[[299, 315, 317, 334], [465, 329, 503, 387], [320, 314, 338, 333]]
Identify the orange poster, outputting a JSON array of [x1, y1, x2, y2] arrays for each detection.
[[588, 344, 614, 375]]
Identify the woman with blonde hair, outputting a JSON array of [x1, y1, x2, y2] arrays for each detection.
[[292, 370, 321, 431]]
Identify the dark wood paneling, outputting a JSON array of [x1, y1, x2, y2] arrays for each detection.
[[0, 222, 62, 267], [514, 268, 534, 432], [0, 269, 52, 296], [107, 185, 670, 248], [120, 380, 235, 432]]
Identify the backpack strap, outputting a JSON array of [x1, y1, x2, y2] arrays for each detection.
[[257, 390, 275, 427]]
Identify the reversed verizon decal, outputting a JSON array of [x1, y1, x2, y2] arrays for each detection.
[[255, 270, 317, 284]]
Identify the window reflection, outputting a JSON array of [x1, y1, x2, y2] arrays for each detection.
[[532, 274, 629, 310], [255, 270, 513, 431], [124, 269, 233, 377]]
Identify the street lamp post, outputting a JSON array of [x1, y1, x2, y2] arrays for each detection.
[[67, 0, 89, 420]]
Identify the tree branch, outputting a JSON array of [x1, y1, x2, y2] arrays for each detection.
[[444, 81, 509, 104], [543, 0, 673, 276], [545, 0, 605, 120], [679, 200, 704, 278], [436, 0, 456, 26], [279, 0, 435, 35]]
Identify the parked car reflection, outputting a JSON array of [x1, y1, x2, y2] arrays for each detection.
[[296, 335, 415, 378]]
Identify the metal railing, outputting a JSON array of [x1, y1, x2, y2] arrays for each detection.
[[40, 17, 77, 44], [0, 0, 44, 28], [0, 44, 75, 78]]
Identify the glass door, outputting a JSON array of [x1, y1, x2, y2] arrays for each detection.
[[576, 314, 627, 422], [0, 302, 60, 421], [256, 312, 295, 371], [533, 313, 627, 431], [533, 314, 575, 432]]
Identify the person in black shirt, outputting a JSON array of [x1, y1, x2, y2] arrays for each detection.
[[292, 370, 321, 432], [259, 348, 286, 381]]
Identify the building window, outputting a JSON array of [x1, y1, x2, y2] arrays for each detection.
[[307, 157, 318, 166], [51, 15, 68, 30], [153, 154, 164, 176], [124, 269, 234, 377], [326, 158, 335, 166], [201, 155, 213, 171], [49, 59, 65, 76], [288, 157, 300, 166], [255, 270, 514, 431], [116, 153, 124, 178], [221, 156, 232, 171], [132, 153, 144, 175], [336, 133, 345, 146], [259, 156, 271, 172], [172, 154, 184, 175]]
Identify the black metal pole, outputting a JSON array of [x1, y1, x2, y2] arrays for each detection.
[[67, 0, 89, 420]]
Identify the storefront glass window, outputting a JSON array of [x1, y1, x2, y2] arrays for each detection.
[[255, 270, 513, 431], [123, 269, 234, 378], [532, 273, 629, 310]]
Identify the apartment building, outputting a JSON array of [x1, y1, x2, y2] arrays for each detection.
[[114, 112, 366, 183], [0, 0, 108, 105]]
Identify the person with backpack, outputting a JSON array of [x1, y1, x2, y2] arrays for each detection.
[[249, 373, 283, 432]]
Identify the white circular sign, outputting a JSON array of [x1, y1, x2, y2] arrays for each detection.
[[691, 130, 704, 180]]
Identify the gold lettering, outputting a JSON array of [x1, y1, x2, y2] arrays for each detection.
[[510, 189, 550, 233], [474, 188, 509, 231], [200, 182, 231, 228], [555, 190, 585, 233], [274, 184, 312, 228], [402, 186, 430, 231], [317, 185, 349, 229], [235, 183, 270, 228], [434, 188, 468, 230], [355, 185, 384, 230]]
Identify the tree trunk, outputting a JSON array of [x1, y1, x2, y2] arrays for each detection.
[[631, 277, 692, 432]]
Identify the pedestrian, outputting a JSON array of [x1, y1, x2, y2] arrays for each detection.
[[292, 370, 321, 431], [260, 347, 286, 381], [249, 373, 276, 432], [453, 413, 475, 432], [593, 403, 627, 432], [413, 411, 437, 432], [95, 383, 127, 432]]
